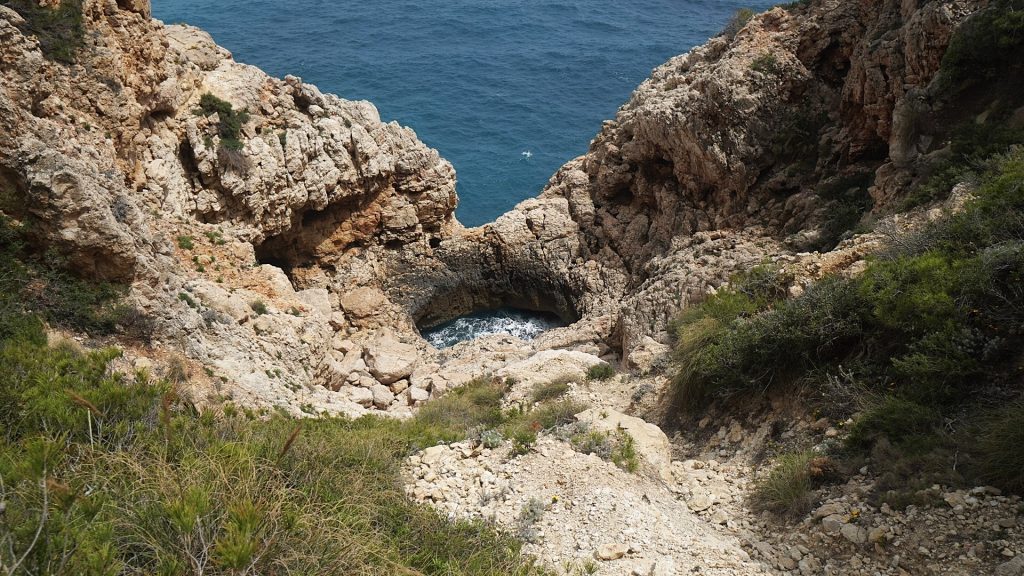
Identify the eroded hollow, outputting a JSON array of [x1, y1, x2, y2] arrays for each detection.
[[384, 236, 585, 346], [420, 308, 567, 348]]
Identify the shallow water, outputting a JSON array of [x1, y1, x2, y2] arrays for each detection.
[[153, 0, 775, 226], [421, 308, 566, 349]]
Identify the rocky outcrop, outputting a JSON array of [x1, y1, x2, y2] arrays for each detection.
[[0, 0, 458, 415], [394, 0, 985, 358], [0, 0, 992, 417]]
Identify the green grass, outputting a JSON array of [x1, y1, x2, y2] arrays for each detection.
[[751, 452, 817, 516], [0, 329, 550, 575], [977, 402, 1024, 492], [3, 0, 84, 64], [670, 149, 1024, 497], [0, 218, 549, 575], [530, 379, 571, 403], [0, 215, 149, 339], [585, 363, 615, 381]]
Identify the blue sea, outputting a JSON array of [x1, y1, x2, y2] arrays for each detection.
[[153, 0, 773, 344], [153, 0, 773, 227]]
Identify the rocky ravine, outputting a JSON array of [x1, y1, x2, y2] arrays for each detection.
[[2, 0, 1022, 575], [0, 0, 988, 415]]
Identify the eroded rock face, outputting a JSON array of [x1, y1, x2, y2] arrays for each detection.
[[401, 0, 983, 358], [0, 0, 988, 416], [0, 0, 457, 415]]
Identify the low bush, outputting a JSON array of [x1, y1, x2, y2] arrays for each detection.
[[0, 215, 149, 337], [585, 363, 615, 381], [936, 0, 1024, 94], [0, 321, 547, 575], [749, 53, 782, 76], [751, 452, 817, 516], [196, 93, 250, 152], [4, 0, 84, 63], [531, 378, 571, 402], [976, 402, 1024, 492], [671, 149, 1024, 497], [721, 8, 754, 39]]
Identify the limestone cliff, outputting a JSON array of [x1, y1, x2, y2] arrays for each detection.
[[393, 0, 987, 360], [0, 0, 456, 414], [0, 0, 996, 415]]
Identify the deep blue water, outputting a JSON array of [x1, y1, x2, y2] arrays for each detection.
[[153, 0, 773, 227]]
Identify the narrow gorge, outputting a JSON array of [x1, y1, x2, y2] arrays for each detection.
[[1, 0, 1023, 574]]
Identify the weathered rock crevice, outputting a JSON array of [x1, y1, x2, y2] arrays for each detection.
[[386, 236, 586, 331]]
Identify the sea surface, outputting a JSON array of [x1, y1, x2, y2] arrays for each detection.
[[154, 0, 773, 227], [421, 308, 565, 348], [152, 0, 773, 345]]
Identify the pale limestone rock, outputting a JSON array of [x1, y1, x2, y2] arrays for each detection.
[[497, 350, 605, 402], [370, 384, 395, 409], [407, 387, 430, 405], [364, 333, 418, 384], [595, 543, 628, 561], [341, 287, 387, 319], [347, 386, 373, 407], [576, 408, 672, 477]]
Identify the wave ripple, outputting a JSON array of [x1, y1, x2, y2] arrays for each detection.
[[422, 308, 565, 349]]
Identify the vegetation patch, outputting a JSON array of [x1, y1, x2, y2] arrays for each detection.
[[0, 215, 150, 339], [4, 0, 85, 64], [196, 93, 250, 152], [585, 363, 615, 381], [670, 149, 1024, 499], [752, 452, 837, 516], [936, 0, 1024, 95], [749, 53, 782, 76], [721, 8, 754, 39], [531, 378, 571, 403], [0, 325, 549, 574]]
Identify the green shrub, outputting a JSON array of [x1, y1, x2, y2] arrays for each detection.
[[750, 53, 782, 76], [0, 326, 547, 575], [250, 300, 268, 315], [4, 0, 84, 63], [510, 429, 538, 456], [176, 235, 194, 250], [0, 216, 145, 336], [845, 396, 942, 452], [196, 93, 250, 152], [936, 0, 1024, 94], [609, 431, 639, 473], [976, 402, 1024, 491], [671, 150, 1024, 495], [751, 452, 817, 516], [721, 8, 754, 39], [531, 378, 571, 402], [585, 363, 615, 381]]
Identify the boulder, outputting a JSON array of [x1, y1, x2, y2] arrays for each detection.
[[575, 408, 672, 478], [370, 384, 395, 409], [364, 333, 419, 384], [347, 386, 373, 407], [341, 287, 387, 319]]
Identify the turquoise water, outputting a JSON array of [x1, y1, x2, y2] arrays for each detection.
[[153, 0, 773, 227]]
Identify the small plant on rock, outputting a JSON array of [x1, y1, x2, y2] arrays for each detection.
[[586, 363, 615, 381], [531, 378, 571, 402]]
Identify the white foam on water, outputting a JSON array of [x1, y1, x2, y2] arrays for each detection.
[[422, 308, 564, 348]]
